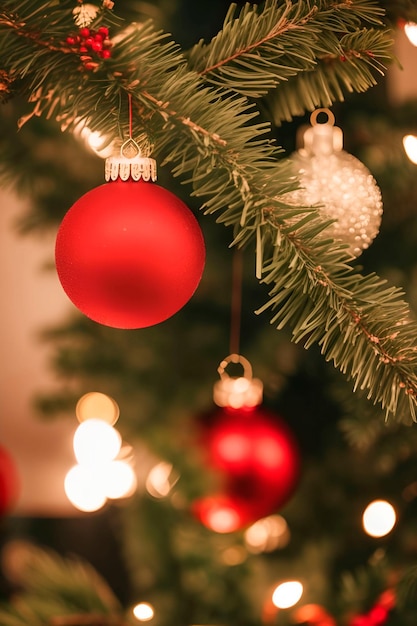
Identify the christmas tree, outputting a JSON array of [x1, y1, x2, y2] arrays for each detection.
[[2, 1, 417, 624]]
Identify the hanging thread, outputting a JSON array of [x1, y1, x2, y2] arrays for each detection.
[[229, 248, 243, 356], [128, 92, 133, 139]]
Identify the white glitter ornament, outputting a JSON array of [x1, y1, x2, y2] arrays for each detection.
[[285, 109, 383, 257]]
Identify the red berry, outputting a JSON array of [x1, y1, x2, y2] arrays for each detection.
[[79, 45, 88, 53], [100, 49, 111, 59], [94, 32, 104, 41], [85, 36, 94, 47], [66, 36, 76, 45], [91, 41, 103, 52], [79, 27, 90, 38], [98, 26, 109, 37]]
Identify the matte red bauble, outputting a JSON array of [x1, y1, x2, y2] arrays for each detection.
[[0, 445, 20, 516], [55, 148, 205, 329], [192, 355, 300, 533]]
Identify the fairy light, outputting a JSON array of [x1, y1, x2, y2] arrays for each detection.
[[146, 461, 179, 498], [272, 581, 303, 609], [65, 392, 138, 512], [220, 545, 247, 566], [73, 419, 122, 466], [404, 22, 417, 47], [102, 460, 137, 499], [64, 465, 107, 512], [244, 515, 290, 553], [133, 602, 155, 622], [72, 118, 114, 158], [76, 391, 120, 425], [403, 135, 417, 164], [362, 500, 397, 537]]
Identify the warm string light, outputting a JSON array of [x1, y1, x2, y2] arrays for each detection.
[[403, 22, 417, 47], [64, 392, 137, 512], [145, 461, 179, 498], [403, 134, 417, 164], [362, 499, 397, 538], [132, 602, 155, 622], [244, 515, 290, 553], [272, 581, 304, 609]]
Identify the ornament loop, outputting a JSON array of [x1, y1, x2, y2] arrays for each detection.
[[310, 108, 335, 127], [121, 137, 141, 159], [214, 354, 263, 409], [217, 353, 253, 380], [298, 108, 343, 156]]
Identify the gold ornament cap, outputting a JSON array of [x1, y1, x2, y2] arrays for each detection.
[[213, 354, 263, 409], [105, 138, 157, 182]]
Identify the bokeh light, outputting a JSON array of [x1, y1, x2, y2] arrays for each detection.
[[146, 461, 179, 498], [403, 135, 417, 165], [272, 581, 303, 609], [404, 22, 417, 47], [72, 118, 114, 158], [103, 460, 137, 499], [133, 602, 155, 622], [76, 391, 120, 425], [73, 419, 122, 466], [244, 515, 290, 553], [64, 465, 107, 512], [362, 500, 397, 537]]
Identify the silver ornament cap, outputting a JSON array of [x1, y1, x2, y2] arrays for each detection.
[[105, 138, 157, 182]]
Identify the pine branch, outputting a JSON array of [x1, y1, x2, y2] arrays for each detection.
[[187, 0, 320, 97], [0, 543, 123, 626], [1, 0, 417, 420], [187, 0, 391, 102], [267, 27, 393, 124]]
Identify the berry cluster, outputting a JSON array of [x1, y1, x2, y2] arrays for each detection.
[[66, 26, 112, 71]]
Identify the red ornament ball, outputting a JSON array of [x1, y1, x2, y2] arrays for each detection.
[[55, 180, 206, 329], [192, 405, 300, 533], [0, 445, 20, 516]]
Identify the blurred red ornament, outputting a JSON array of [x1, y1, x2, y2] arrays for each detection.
[[192, 355, 300, 533], [349, 595, 391, 626], [368, 605, 388, 625], [377, 589, 395, 611], [0, 445, 20, 516], [55, 145, 205, 329], [292, 603, 336, 626], [349, 617, 372, 626]]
